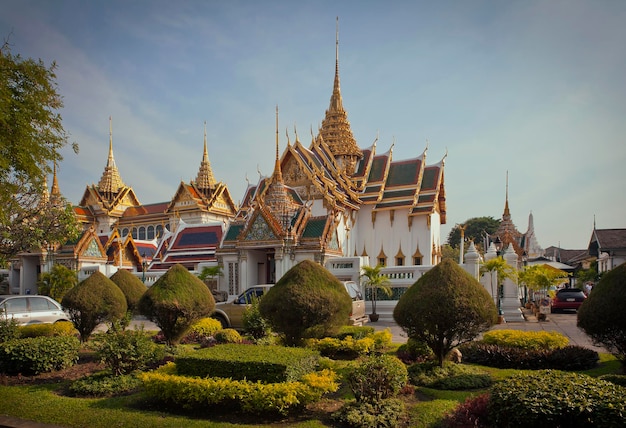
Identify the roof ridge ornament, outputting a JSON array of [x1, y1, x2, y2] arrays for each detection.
[[97, 116, 126, 197], [195, 121, 217, 190]]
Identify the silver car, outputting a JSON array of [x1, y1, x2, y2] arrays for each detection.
[[0, 295, 70, 325]]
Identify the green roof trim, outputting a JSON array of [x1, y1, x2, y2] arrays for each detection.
[[302, 217, 328, 238]]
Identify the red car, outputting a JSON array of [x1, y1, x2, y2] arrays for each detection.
[[551, 288, 587, 313]]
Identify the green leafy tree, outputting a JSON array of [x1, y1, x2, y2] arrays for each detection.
[[197, 265, 222, 283], [360, 264, 392, 317], [138, 264, 215, 346], [0, 41, 80, 264], [518, 264, 569, 301], [440, 244, 459, 261], [577, 262, 626, 370], [394, 259, 498, 366], [481, 257, 517, 309], [37, 263, 77, 302], [447, 217, 501, 249], [62, 271, 127, 342], [259, 259, 352, 346], [109, 269, 147, 314]]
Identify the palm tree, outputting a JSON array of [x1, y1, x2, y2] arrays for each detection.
[[360, 264, 392, 321], [480, 257, 516, 314]]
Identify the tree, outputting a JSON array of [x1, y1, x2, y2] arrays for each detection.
[[0, 41, 80, 264], [109, 268, 147, 314], [62, 271, 128, 342], [197, 265, 222, 288], [259, 259, 352, 346], [480, 257, 517, 310], [37, 263, 77, 301], [360, 264, 392, 319], [393, 259, 498, 366], [440, 244, 459, 261], [577, 262, 626, 370], [138, 264, 215, 346], [518, 264, 569, 302], [447, 217, 501, 249]]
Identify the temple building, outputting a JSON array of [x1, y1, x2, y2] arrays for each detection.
[[217, 30, 447, 295]]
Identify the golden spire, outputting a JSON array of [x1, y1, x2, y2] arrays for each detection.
[[319, 17, 362, 174], [272, 106, 283, 184], [195, 121, 217, 190], [503, 171, 510, 218], [50, 162, 61, 204], [97, 116, 125, 195]]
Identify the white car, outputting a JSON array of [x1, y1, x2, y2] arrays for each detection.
[[0, 295, 71, 325]]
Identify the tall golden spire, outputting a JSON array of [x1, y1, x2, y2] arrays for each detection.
[[195, 121, 217, 190], [97, 116, 125, 196], [319, 17, 362, 174], [50, 162, 61, 204], [272, 106, 283, 183], [503, 171, 510, 219]]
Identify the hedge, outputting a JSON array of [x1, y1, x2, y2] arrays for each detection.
[[0, 336, 80, 375]]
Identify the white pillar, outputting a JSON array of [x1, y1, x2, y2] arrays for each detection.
[[463, 242, 480, 280], [501, 244, 523, 322]]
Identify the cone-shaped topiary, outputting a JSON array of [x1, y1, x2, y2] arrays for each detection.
[[62, 271, 128, 342], [259, 259, 352, 346], [138, 264, 215, 345], [109, 268, 147, 314], [393, 258, 498, 366], [577, 262, 626, 370]]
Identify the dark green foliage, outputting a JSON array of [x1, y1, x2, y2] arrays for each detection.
[[259, 260, 352, 346], [346, 355, 407, 403], [108, 269, 147, 314], [393, 258, 498, 366], [458, 342, 599, 370], [577, 261, 626, 369], [242, 297, 271, 340], [441, 393, 490, 428], [488, 370, 626, 427], [396, 337, 435, 364], [407, 361, 491, 389], [332, 398, 405, 428], [61, 271, 128, 342], [68, 372, 142, 397], [138, 264, 215, 346], [334, 325, 376, 340], [91, 326, 164, 376], [598, 374, 626, 387], [0, 336, 79, 375], [447, 216, 500, 248], [175, 344, 320, 383], [0, 315, 20, 342]]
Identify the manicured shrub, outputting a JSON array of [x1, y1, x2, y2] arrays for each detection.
[[108, 268, 147, 314], [598, 374, 626, 387], [482, 329, 569, 350], [138, 264, 215, 346], [393, 258, 498, 366], [489, 370, 626, 427], [175, 344, 319, 383], [259, 260, 352, 346], [140, 365, 338, 416], [578, 261, 626, 370], [332, 398, 405, 428], [242, 297, 271, 340], [182, 317, 222, 344], [396, 337, 435, 364], [408, 361, 491, 389], [91, 326, 164, 376], [458, 342, 599, 370], [18, 320, 77, 338], [306, 329, 392, 359], [0, 335, 80, 375], [214, 328, 243, 344], [69, 372, 142, 397], [62, 271, 128, 342], [346, 354, 407, 403], [0, 315, 20, 342], [334, 325, 376, 340], [441, 393, 490, 428]]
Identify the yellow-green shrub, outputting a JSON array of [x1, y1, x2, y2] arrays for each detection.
[[18, 321, 77, 338], [189, 317, 222, 337], [139, 367, 337, 415], [214, 328, 242, 344], [482, 329, 568, 350], [306, 328, 392, 359]]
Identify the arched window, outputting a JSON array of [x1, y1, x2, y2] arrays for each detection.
[[122, 228, 129, 237], [156, 225, 163, 238], [132, 227, 138, 240], [138, 226, 146, 240], [147, 225, 155, 240]]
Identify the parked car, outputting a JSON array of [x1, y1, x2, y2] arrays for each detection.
[[551, 288, 587, 313], [211, 285, 273, 329], [0, 295, 71, 325]]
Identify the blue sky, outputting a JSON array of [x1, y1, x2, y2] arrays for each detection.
[[2, 0, 625, 250]]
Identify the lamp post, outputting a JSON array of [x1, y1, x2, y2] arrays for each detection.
[[142, 254, 147, 283]]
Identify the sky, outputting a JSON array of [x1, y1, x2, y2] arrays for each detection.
[[2, 0, 625, 250]]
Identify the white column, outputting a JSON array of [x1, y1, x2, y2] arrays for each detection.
[[501, 244, 523, 322]]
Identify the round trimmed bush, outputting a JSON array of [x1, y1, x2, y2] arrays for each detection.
[[62, 271, 128, 342], [138, 264, 215, 346], [259, 260, 352, 346], [109, 269, 147, 314], [214, 328, 243, 344], [347, 354, 408, 402]]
